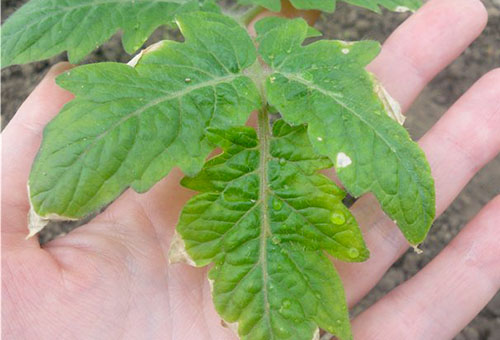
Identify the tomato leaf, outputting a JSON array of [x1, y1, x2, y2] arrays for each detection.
[[258, 17, 435, 245], [173, 120, 368, 340], [27, 12, 260, 233], [1, 0, 218, 67]]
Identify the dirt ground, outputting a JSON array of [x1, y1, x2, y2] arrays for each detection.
[[2, 0, 499, 339]]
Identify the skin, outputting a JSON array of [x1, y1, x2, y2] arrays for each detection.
[[2, 0, 499, 339]]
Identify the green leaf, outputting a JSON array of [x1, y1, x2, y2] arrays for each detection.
[[173, 120, 369, 340], [27, 12, 260, 233], [1, 0, 218, 67], [238, 0, 421, 13], [258, 18, 435, 245]]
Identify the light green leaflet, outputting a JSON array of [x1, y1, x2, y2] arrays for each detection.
[[28, 12, 260, 231], [238, 0, 422, 13], [0, 0, 217, 67], [174, 121, 369, 340], [258, 17, 435, 245]]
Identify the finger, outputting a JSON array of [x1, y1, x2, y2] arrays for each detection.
[[368, 0, 488, 112], [335, 69, 500, 307], [352, 196, 500, 339], [1, 63, 74, 247]]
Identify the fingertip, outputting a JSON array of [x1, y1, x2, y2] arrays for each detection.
[[484, 194, 500, 216], [417, 0, 488, 27], [28, 62, 75, 110], [7, 62, 75, 139], [494, 194, 500, 204], [36, 62, 75, 93], [461, 0, 488, 30], [454, 68, 500, 112], [479, 67, 500, 85]]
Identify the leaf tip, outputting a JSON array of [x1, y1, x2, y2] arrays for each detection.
[[27, 184, 78, 238], [127, 41, 165, 67], [27, 207, 49, 239], [312, 328, 320, 340], [168, 231, 197, 266], [394, 6, 412, 13], [373, 77, 405, 125], [220, 318, 239, 336], [411, 244, 424, 254]]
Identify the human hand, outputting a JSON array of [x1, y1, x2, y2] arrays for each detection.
[[2, 0, 499, 339]]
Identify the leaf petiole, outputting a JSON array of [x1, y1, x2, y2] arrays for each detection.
[[238, 5, 266, 26]]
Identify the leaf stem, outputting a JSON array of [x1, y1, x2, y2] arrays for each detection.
[[238, 5, 266, 26]]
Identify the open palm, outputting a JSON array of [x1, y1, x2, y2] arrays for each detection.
[[2, 0, 499, 339]]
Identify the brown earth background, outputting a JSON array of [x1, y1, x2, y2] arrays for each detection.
[[2, 0, 500, 339]]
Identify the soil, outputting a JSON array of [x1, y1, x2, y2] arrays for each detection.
[[2, 1, 499, 339]]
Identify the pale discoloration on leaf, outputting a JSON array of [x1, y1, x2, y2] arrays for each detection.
[[220, 318, 240, 337], [27, 208, 50, 239], [373, 77, 406, 125], [394, 6, 412, 12], [168, 231, 197, 266], [412, 244, 424, 254], [127, 41, 166, 68], [26, 185, 77, 238], [336, 152, 352, 168], [27, 209, 77, 239]]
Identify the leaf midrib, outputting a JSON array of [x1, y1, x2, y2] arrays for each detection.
[[256, 107, 275, 338]]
